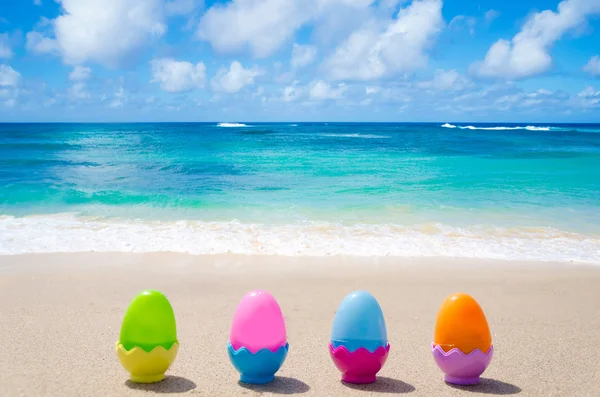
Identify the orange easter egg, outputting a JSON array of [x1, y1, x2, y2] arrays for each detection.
[[433, 293, 491, 354]]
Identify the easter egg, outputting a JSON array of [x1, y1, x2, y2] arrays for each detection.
[[229, 290, 287, 353], [331, 291, 387, 352], [433, 292, 491, 354], [119, 290, 177, 352]]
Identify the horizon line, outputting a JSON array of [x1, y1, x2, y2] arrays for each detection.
[[1, 121, 599, 125]]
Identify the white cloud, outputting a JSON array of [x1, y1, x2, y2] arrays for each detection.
[[44, 97, 57, 107], [291, 44, 317, 68], [109, 85, 128, 108], [252, 86, 264, 98], [329, 0, 375, 6], [379, 0, 403, 11], [34, 0, 42, 5], [310, 1, 373, 48], [366, 86, 380, 94], [26, 31, 59, 54], [577, 86, 600, 98], [578, 86, 600, 98], [532, 88, 553, 96], [449, 15, 476, 35], [471, 0, 600, 80], [484, 9, 500, 25], [0, 64, 20, 87], [275, 70, 295, 84], [165, 0, 202, 16], [150, 58, 206, 92], [69, 66, 92, 81], [211, 61, 263, 93], [0, 65, 20, 108], [197, 0, 312, 58], [26, 0, 166, 67], [0, 33, 12, 58], [418, 69, 472, 91], [197, 0, 376, 58], [324, 0, 443, 81], [520, 88, 564, 107], [309, 80, 348, 100], [583, 56, 600, 77], [68, 82, 91, 101], [282, 81, 302, 102], [575, 86, 600, 108], [441, 84, 573, 114]]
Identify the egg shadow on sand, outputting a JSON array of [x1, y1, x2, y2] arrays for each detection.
[[238, 376, 310, 394], [448, 378, 521, 395], [342, 377, 415, 394], [125, 376, 197, 394]]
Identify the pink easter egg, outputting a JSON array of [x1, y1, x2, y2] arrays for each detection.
[[229, 290, 287, 353]]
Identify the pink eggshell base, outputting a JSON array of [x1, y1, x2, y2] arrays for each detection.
[[431, 344, 494, 385], [329, 343, 390, 384]]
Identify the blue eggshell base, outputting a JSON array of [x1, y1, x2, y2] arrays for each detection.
[[227, 342, 289, 385], [331, 339, 388, 353], [240, 374, 275, 384]]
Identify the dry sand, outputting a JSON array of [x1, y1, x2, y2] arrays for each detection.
[[1, 253, 599, 396]]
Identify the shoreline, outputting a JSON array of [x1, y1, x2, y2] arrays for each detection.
[[1, 254, 599, 271], [2, 213, 599, 262], [2, 251, 599, 269], [2, 253, 600, 396]]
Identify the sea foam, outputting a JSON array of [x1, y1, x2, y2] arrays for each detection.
[[442, 124, 551, 131], [217, 122, 249, 127], [0, 215, 598, 263]]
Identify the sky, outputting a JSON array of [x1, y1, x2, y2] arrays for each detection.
[[0, 0, 600, 122]]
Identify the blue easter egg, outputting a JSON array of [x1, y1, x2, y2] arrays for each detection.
[[330, 291, 388, 352]]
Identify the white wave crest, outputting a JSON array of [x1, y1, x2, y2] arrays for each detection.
[[441, 123, 550, 131], [525, 126, 551, 131], [0, 215, 598, 263], [217, 122, 249, 127]]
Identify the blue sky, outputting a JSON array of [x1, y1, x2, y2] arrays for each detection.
[[0, 0, 599, 122]]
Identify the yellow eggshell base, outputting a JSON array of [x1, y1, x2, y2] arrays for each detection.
[[116, 342, 179, 383]]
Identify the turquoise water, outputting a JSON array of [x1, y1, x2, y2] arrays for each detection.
[[1, 122, 599, 261]]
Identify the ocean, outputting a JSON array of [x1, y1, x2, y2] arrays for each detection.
[[1, 122, 599, 262]]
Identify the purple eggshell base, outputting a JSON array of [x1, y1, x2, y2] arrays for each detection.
[[329, 343, 390, 384], [431, 344, 494, 385]]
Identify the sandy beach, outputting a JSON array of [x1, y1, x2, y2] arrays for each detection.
[[1, 253, 599, 396]]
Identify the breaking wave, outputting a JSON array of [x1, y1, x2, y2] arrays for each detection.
[[442, 123, 551, 131], [217, 123, 249, 127], [0, 214, 598, 263]]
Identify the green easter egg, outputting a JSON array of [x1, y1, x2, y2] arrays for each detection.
[[119, 290, 177, 352]]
